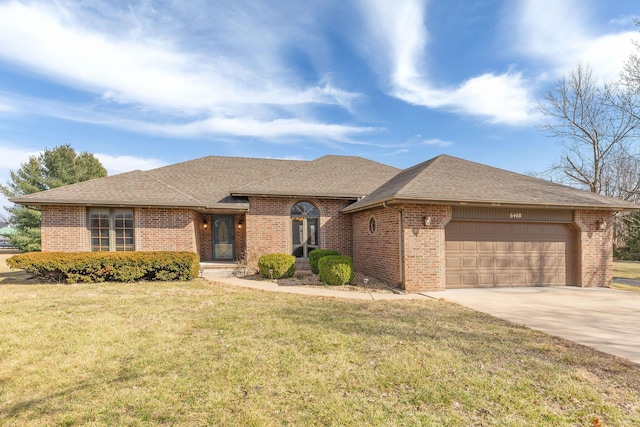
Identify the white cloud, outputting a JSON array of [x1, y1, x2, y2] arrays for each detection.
[[0, 2, 353, 112], [0, 1, 370, 141], [133, 117, 378, 142], [422, 138, 453, 147], [511, 0, 638, 80], [94, 153, 167, 175], [0, 144, 40, 169], [354, 0, 539, 125]]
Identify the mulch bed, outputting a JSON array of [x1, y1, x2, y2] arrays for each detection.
[[243, 269, 403, 294]]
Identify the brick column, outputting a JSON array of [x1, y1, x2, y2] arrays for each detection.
[[402, 204, 452, 292], [574, 210, 614, 287]]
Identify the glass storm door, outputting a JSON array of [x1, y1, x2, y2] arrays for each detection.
[[291, 201, 319, 258], [213, 215, 235, 260]]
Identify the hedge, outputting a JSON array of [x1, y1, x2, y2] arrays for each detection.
[[318, 255, 354, 286], [6, 251, 200, 283], [258, 253, 296, 279], [308, 249, 340, 274]]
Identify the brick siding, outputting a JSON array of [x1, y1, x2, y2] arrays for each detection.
[[352, 207, 401, 285], [40, 204, 616, 292], [134, 208, 198, 252], [352, 204, 452, 292], [401, 204, 452, 292], [41, 206, 88, 251], [245, 197, 352, 271], [573, 210, 614, 287]]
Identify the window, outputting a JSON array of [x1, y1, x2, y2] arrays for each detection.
[[291, 201, 319, 258], [89, 208, 134, 252], [369, 217, 377, 234]]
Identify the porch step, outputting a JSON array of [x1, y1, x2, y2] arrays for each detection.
[[200, 262, 239, 270]]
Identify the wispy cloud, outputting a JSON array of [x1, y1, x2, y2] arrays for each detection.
[[0, 1, 370, 141], [94, 153, 167, 175], [509, 0, 638, 80], [354, 0, 638, 125], [354, 0, 539, 125], [422, 138, 453, 147]]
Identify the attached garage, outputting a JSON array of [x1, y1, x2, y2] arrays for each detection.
[[445, 207, 576, 288], [446, 221, 576, 288]]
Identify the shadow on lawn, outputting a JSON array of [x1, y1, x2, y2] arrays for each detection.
[[0, 269, 35, 285], [0, 371, 145, 420], [274, 299, 640, 387]]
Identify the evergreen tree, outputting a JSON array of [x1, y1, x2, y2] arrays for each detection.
[[0, 145, 107, 251]]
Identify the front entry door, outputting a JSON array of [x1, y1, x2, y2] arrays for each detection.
[[213, 215, 235, 260]]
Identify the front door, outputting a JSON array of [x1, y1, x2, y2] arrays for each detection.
[[213, 215, 235, 260]]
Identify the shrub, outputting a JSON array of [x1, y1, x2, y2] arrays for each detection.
[[318, 255, 354, 286], [258, 253, 296, 279], [308, 249, 340, 274], [6, 251, 200, 283]]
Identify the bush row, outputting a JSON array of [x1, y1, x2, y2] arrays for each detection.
[[6, 251, 200, 283], [257, 249, 354, 286]]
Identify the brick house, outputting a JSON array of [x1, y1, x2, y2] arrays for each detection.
[[11, 154, 638, 292]]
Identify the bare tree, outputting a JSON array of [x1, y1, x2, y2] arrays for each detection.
[[538, 63, 640, 197]]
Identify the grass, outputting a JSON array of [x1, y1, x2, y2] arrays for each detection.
[[1, 254, 640, 426], [612, 261, 640, 293], [613, 260, 640, 280]]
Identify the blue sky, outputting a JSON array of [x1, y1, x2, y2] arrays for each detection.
[[0, 0, 638, 210]]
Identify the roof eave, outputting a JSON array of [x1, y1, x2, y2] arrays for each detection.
[[341, 197, 639, 213], [9, 198, 250, 211]]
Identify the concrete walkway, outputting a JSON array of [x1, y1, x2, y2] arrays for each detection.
[[203, 272, 429, 301], [423, 287, 640, 364]]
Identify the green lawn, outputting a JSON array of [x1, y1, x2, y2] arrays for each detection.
[[613, 260, 640, 280], [1, 279, 639, 426], [612, 261, 640, 292]]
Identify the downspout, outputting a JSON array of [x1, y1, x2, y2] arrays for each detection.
[[382, 201, 404, 286]]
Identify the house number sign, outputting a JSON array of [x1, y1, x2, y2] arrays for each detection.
[[509, 212, 523, 219]]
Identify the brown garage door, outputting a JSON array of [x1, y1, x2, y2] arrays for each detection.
[[445, 221, 574, 288]]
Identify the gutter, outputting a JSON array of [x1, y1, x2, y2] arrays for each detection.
[[342, 198, 639, 214], [382, 201, 404, 286]]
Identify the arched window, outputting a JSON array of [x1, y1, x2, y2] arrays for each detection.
[[291, 201, 319, 258]]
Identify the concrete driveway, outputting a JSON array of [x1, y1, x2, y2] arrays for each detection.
[[423, 287, 640, 364]]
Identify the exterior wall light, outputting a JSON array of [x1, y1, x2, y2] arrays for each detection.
[[238, 218, 243, 228], [596, 219, 607, 230], [203, 218, 208, 229], [423, 216, 431, 226]]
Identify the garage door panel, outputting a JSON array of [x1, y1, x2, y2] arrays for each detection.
[[447, 274, 462, 286], [478, 257, 493, 268], [511, 241, 525, 252], [478, 274, 494, 286], [462, 241, 477, 251], [527, 257, 541, 268], [510, 257, 525, 268], [478, 241, 493, 251], [495, 257, 510, 268], [462, 257, 476, 268], [541, 256, 557, 268], [462, 274, 479, 285], [446, 221, 573, 289], [446, 256, 460, 268], [495, 241, 510, 252]]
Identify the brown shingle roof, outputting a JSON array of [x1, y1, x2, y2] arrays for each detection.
[[231, 155, 400, 199], [342, 155, 639, 212], [10, 156, 304, 209], [11, 153, 638, 212]]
